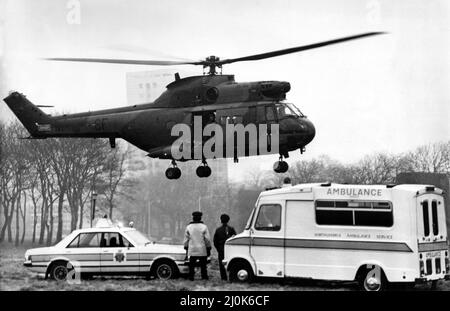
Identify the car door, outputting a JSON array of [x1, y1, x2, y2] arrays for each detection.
[[249, 202, 285, 278], [100, 232, 140, 273], [65, 232, 103, 273]]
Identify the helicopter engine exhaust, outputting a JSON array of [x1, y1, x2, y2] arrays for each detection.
[[260, 81, 291, 99]]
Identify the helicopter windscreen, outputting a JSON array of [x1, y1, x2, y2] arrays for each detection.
[[276, 103, 305, 118]]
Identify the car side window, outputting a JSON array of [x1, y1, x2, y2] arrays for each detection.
[[101, 232, 133, 247], [254, 204, 282, 231], [67, 233, 101, 248]]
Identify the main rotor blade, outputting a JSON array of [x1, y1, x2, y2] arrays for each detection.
[[218, 32, 387, 65], [43, 57, 201, 66], [103, 44, 195, 62]]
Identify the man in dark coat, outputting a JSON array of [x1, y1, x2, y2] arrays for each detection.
[[213, 214, 236, 280]]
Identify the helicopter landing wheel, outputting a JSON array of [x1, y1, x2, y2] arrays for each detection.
[[273, 157, 289, 173], [196, 160, 212, 178], [165, 167, 181, 179], [165, 161, 181, 180]]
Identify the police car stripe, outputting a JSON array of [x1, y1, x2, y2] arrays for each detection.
[[32, 254, 102, 261], [227, 237, 413, 252], [31, 254, 185, 267]]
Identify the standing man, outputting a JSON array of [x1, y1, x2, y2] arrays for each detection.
[[184, 211, 211, 280], [213, 214, 236, 280]]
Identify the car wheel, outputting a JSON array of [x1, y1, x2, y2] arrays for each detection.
[[50, 261, 70, 281], [229, 261, 254, 283], [153, 260, 178, 280]]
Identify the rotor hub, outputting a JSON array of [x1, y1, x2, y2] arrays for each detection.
[[203, 55, 222, 75]]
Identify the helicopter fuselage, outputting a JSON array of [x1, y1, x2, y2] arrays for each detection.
[[4, 74, 315, 162]]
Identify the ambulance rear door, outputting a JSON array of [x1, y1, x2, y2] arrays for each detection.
[[416, 191, 448, 279]]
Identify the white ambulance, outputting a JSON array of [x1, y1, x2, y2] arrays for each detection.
[[223, 183, 450, 290]]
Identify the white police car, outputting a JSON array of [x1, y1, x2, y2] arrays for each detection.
[[23, 219, 188, 281]]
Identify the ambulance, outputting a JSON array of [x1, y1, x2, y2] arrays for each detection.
[[223, 183, 450, 290]]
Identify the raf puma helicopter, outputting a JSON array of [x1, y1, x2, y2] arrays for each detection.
[[4, 32, 384, 179]]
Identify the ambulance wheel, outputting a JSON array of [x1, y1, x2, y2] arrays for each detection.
[[229, 261, 254, 283], [357, 265, 388, 291], [49, 260, 71, 281], [152, 259, 178, 280]]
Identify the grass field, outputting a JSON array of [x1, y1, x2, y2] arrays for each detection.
[[1, 242, 448, 291]]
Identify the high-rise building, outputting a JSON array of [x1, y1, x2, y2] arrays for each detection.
[[126, 69, 195, 104]]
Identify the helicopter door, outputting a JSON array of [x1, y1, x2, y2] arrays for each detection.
[[256, 105, 277, 154], [191, 111, 217, 158]]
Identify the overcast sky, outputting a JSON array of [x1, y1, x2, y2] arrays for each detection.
[[1, 0, 449, 181]]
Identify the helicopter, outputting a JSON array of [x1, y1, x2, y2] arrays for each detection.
[[3, 32, 385, 179]]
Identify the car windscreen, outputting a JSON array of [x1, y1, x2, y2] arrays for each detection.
[[124, 229, 152, 245]]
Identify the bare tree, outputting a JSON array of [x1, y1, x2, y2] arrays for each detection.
[[65, 138, 107, 230], [100, 143, 135, 218], [351, 153, 399, 184], [403, 141, 450, 174], [0, 123, 29, 243]]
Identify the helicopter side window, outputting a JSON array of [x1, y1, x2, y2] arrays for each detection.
[[256, 106, 266, 123], [217, 108, 246, 125], [233, 116, 243, 124], [220, 116, 243, 125], [265, 106, 276, 122], [202, 111, 216, 124]]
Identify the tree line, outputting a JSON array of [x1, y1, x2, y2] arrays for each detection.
[[1, 120, 449, 245], [0, 122, 134, 246]]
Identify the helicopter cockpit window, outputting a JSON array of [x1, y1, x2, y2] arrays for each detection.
[[287, 103, 304, 117], [276, 103, 304, 118]]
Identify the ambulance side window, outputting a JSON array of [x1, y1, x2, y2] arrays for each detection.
[[315, 200, 393, 227], [254, 204, 281, 231]]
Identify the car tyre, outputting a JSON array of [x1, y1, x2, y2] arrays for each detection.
[[152, 260, 178, 280], [50, 261, 71, 281]]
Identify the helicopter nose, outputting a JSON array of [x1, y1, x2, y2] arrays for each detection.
[[302, 118, 316, 145]]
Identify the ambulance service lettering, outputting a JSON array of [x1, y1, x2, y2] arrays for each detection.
[[326, 188, 382, 196]]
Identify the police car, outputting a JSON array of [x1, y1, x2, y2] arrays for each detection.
[[23, 219, 188, 281]]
